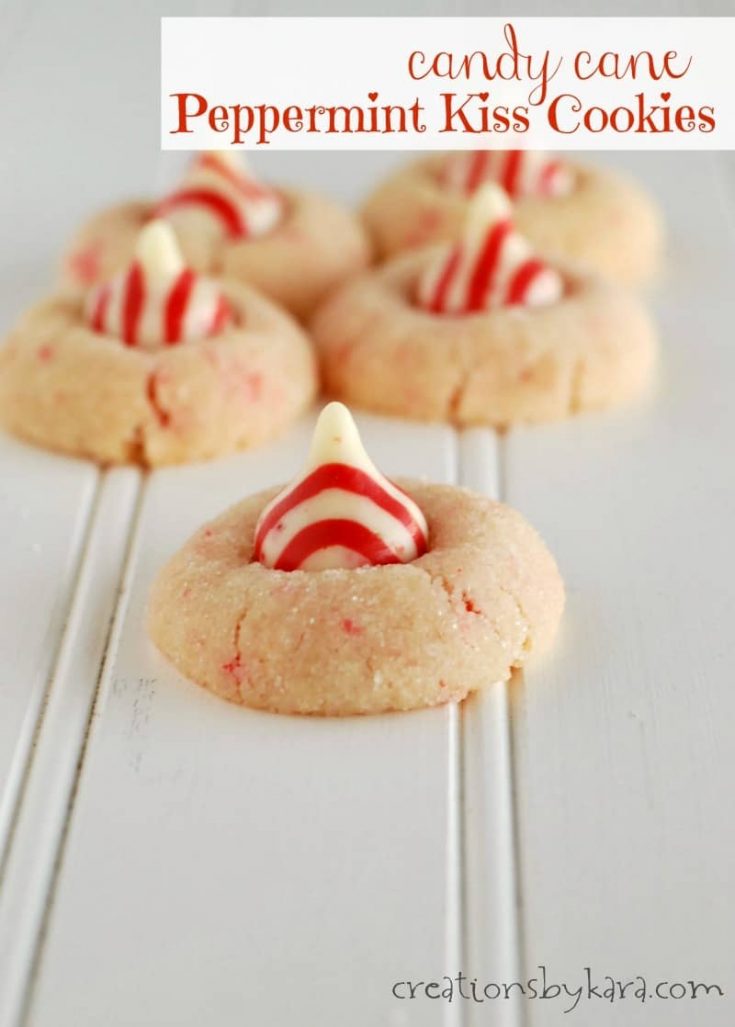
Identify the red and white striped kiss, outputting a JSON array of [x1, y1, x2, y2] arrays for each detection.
[[442, 149, 573, 200], [416, 184, 563, 315], [155, 150, 283, 242], [254, 402, 429, 572], [86, 221, 231, 349]]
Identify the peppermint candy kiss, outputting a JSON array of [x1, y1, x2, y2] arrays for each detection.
[[155, 150, 283, 241], [254, 403, 429, 572], [416, 184, 564, 315], [442, 150, 573, 200], [86, 221, 231, 349]]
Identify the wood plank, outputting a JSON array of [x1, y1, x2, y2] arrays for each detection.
[[459, 430, 523, 1027], [27, 414, 461, 1027], [503, 153, 735, 1026], [0, 0, 167, 870], [0, 440, 97, 865], [0, 469, 141, 1027]]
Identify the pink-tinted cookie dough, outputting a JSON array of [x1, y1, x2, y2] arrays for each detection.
[[0, 281, 316, 466], [362, 155, 662, 286], [311, 251, 656, 426], [148, 481, 564, 716], [61, 188, 372, 321]]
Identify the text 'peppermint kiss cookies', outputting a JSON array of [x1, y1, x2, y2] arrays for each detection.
[[362, 149, 662, 286], [0, 221, 316, 466], [61, 151, 371, 320], [148, 402, 564, 715], [313, 184, 657, 427]]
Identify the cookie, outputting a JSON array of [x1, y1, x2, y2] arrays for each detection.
[[61, 151, 372, 321], [313, 186, 657, 426], [0, 222, 316, 466], [149, 403, 564, 715], [362, 150, 662, 285]]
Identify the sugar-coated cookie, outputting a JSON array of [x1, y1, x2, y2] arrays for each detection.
[[61, 151, 371, 321], [0, 222, 316, 466], [363, 150, 662, 285], [149, 403, 564, 715], [314, 185, 656, 426]]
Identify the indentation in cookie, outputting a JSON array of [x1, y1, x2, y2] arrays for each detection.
[[85, 220, 232, 349], [416, 184, 564, 315], [155, 150, 284, 242], [440, 149, 574, 199], [254, 402, 429, 571]]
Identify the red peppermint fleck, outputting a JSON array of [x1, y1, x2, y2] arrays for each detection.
[[243, 372, 263, 401], [462, 593, 482, 616], [146, 370, 171, 428], [68, 241, 102, 284], [221, 652, 246, 684]]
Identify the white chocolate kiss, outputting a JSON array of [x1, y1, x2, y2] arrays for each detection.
[[417, 183, 564, 314], [156, 150, 284, 241], [254, 403, 429, 572], [86, 221, 230, 350]]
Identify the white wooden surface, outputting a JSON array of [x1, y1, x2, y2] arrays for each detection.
[[505, 153, 735, 1027], [0, 470, 140, 1027], [21, 419, 463, 1027], [0, 443, 97, 864], [1, 3, 734, 1026]]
